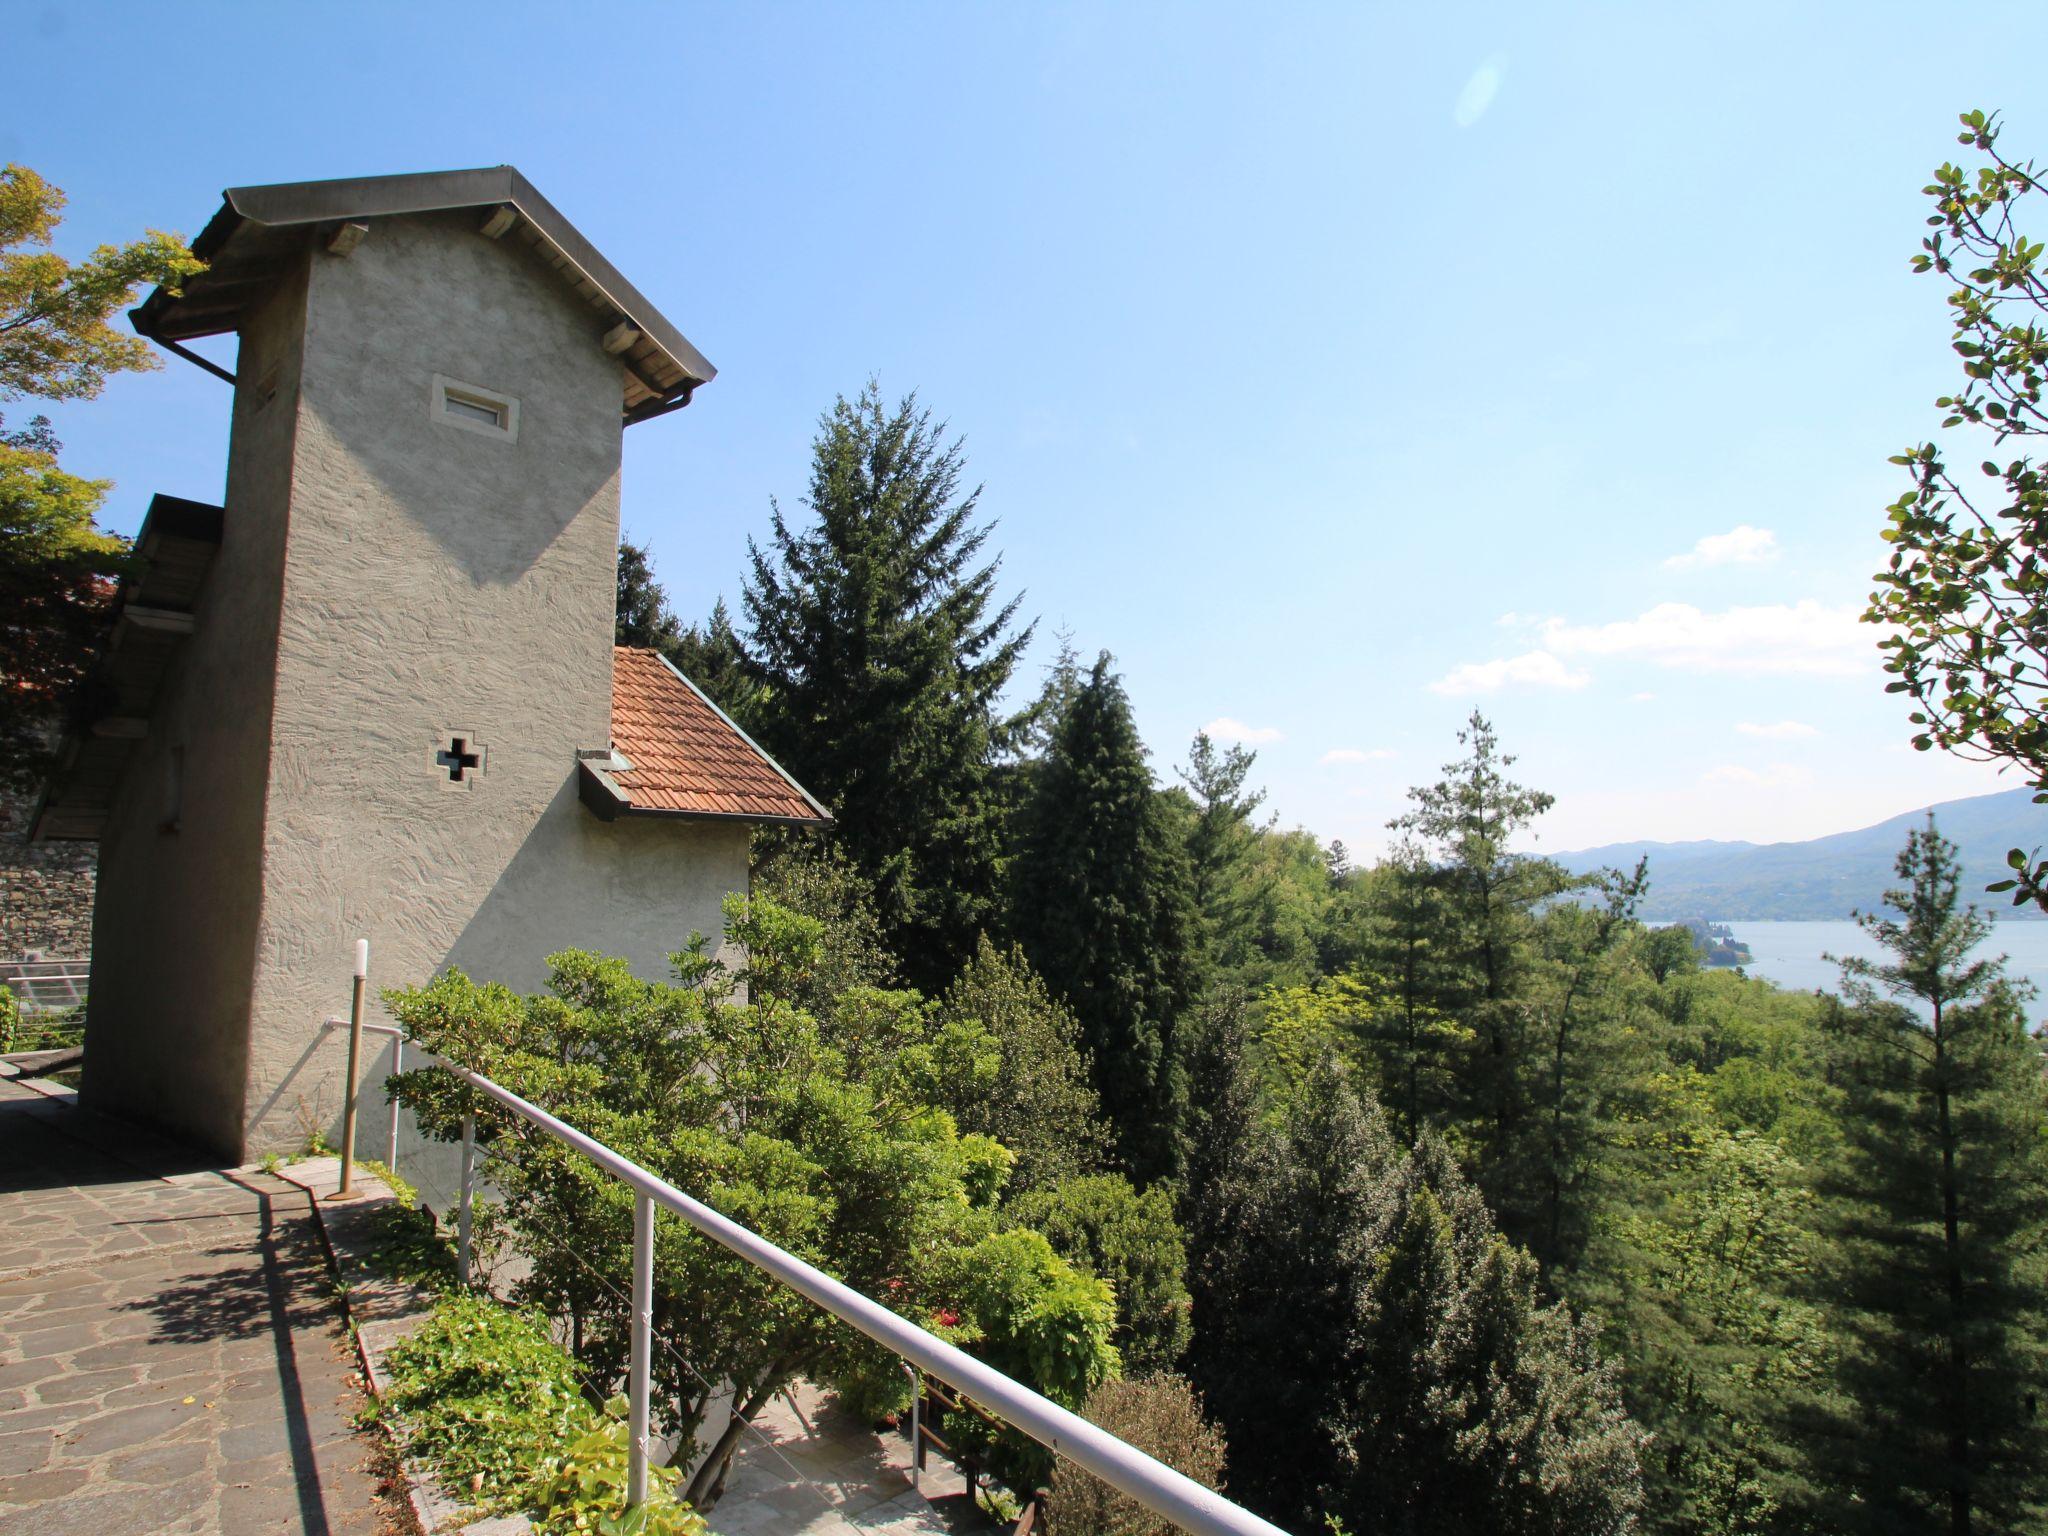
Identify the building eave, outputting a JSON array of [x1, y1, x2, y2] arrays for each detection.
[[130, 166, 714, 423]]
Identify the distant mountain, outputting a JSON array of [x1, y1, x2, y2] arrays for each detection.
[[1552, 787, 2048, 921]]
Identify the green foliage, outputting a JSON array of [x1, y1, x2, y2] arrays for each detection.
[[1009, 652, 1200, 1182], [616, 543, 762, 723], [531, 1404, 708, 1536], [1386, 713, 1578, 1198], [740, 383, 1034, 988], [0, 994, 82, 1053], [936, 1226, 1120, 1490], [1609, 1127, 1829, 1536], [378, 1295, 599, 1514], [1865, 112, 2048, 907], [0, 164, 202, 403], [1805, 819, 2048, 1534], [933, 937, 1110, 1194], [0, 417, 130, 789], [385, 893, 1108, 1510], [1045, 1375, 1227, 1536], [378, 1298, 705, 1535], [1007, 1173, 1192, 1374], [1183, 1043, 1644, 1534]]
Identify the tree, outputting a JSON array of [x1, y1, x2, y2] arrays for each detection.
[[1864, 112, 2048, 908], [1806, 819, 2048, 1536], [1390, 712, 1572, 1193], [740, 383, 1033, 989], [933, 937, 1109, 1195], [615, 540, 762, 723], [1046, 1375, 1227, 1536], [2, 164, 201, 402], [1329, 841, 1469, 1142], [0, 166, 200, 788], [385, 894, 1108, 1512], [0, 419, 127, 788], [1007, 1172, 1192, 1374], [1327, 1134, 1647, 1536], [1008, 652, 1199, 1182], [615, 537, 684, 652], [1180, 1040, 1645, 1534], [1612, 1127, 1830, 1536], [1174, 732, 1266, 963]]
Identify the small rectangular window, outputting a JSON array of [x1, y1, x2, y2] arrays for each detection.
[[430, 374, 520, 442], [443, 392, 503, 428]]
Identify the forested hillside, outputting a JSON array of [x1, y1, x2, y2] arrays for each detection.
[[605, 384, 2048, 1536], [1556, 786, 2048, 920]]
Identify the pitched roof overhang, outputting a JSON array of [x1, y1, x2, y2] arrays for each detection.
[[129, 166, 715, 425], [581, 648, 832, 828], [31, 494, 225, 843]]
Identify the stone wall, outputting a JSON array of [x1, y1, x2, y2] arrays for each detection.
[[0, 784, 96, 960]]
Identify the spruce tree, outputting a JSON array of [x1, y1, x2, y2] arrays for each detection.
[[1010, 652, 1198, 1183], [615, 538, 683, 651], [1180, 1036, 1646, 1534], [1328, 1135, 1647, 1536], [614, 543, 760, 720], [1174, 731, 1268, 971], [1808, 818, 2048, 1536], [1390, 712, 1571, 1226], [741, 384, 1032, 989]]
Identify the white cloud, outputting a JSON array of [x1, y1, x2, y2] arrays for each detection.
[[1664, 525, 1780, 569], [1539, 600, 1869, 677], [1203, 717, 1283, 745], [1702, 762, 1813, 789], [1454, 52, 1507, 128], [1736, 720, 1820, 740], [1427, 649, 1590, 697], [1630, 691, 1657, 703], [1321, 747, 1397, 765]]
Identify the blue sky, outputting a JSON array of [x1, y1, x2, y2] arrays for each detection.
[[8, 2, 2041, 857]]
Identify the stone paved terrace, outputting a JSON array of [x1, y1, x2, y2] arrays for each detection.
[[0, 1077, 400, 1534]]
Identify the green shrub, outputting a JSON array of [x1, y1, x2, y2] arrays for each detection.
[[531, 1401, 708, 1536], [1045, 1375, 1226, 1536], [379, 1295, 592, 1510], [1006, 1173, 1192, 1374], [0, 996, 82, 1054], [377, 1292, 711, 1534]]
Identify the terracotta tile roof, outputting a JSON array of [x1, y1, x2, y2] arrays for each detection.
[[593, 647, 830, 824]]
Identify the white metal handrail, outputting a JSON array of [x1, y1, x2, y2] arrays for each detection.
[[322, 1015, 407, 1170], [417, 1053, 1290, 1536]]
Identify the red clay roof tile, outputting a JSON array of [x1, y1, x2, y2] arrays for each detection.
[[604, 647, 828, 824]]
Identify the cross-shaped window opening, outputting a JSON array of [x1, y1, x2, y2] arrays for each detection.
[[436, 738, 481, 783]]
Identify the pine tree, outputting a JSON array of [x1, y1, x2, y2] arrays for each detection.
[[1808, 818, 2048, 1536], [615, 538, 683, 651], [1180, 1035, 1646, 1534], [614, 544, 760, 721], [1010, 652, 1198, 1183], [1175, 731, 1267, 967], [741, 384, 1032, 990], [1391, 712, 1571, 1220], [1328, 1134, 1647, 1536], [670, 598, 760, 723]]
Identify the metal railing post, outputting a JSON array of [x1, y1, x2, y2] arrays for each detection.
[[905, 1363, 922, 1490], [457, 1113, 475, 1288], [336, 940, 368, 1197], [628, 1191, 654, 1509], [387, 1035, 404, 1172]]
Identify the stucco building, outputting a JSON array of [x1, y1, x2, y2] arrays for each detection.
[[32, 168, 827, 1160]]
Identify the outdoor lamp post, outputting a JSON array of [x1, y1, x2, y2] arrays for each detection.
[[336, 939, 368, 1197]]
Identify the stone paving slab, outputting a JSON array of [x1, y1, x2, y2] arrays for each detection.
[[0, 1079, 405, 1534]]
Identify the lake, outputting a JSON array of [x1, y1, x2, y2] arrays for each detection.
[[1721, 919, 2048, 1013]]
